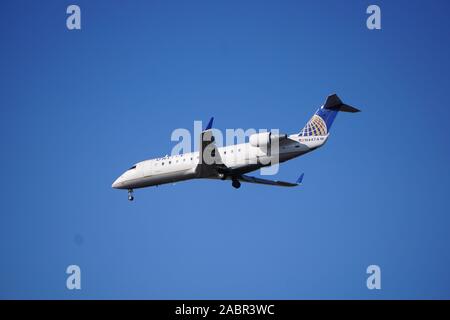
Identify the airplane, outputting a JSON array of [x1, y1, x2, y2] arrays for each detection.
[[112, 94, 360, 201]]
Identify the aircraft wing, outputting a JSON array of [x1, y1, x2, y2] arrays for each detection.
[[196, 117, 304, 187], [238, 173, 304, 187], [196, 117, 226, 178]]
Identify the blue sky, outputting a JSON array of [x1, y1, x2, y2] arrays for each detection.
[[1, 0, 450, 299]]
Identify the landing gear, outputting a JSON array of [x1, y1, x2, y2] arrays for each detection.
[[232, 179, 241, 189], [128, 189, 134, 201]]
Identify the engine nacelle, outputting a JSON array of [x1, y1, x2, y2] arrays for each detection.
[[249, 132, 270, 147], [249, 132, 287, 147]]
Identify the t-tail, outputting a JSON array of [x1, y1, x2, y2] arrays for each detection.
[[298, 94, 360, 137]]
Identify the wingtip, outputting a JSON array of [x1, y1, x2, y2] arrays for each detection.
[[297, 173, 304, 184], [205, 117, 214, 130]]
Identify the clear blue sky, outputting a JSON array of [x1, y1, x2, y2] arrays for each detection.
[[1, 0, 450, 299]]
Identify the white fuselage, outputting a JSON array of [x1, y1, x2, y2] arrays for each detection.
[[112, 134, 328, 190]]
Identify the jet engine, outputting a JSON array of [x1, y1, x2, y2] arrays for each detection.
[[249, 132, 287, 148]]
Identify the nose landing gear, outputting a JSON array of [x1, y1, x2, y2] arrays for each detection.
[[128, 189, 134, 201]]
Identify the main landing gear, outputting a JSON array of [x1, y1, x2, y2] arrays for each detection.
[[232, 179, 241, 189], [128, 189, 134, 201]]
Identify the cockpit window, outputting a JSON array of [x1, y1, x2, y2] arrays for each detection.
[[129, 165, 137, 170]]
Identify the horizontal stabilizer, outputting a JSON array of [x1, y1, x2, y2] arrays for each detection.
[[324, 94, 360, 113]]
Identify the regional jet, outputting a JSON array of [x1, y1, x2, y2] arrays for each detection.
[[112, 94, 360, 200]]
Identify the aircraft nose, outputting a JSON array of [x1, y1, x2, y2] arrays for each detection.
[[112, 176, 123, 189]]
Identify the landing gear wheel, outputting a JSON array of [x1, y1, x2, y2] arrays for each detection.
[[128, 189, 134, 201], [232, 180, 241, 189]]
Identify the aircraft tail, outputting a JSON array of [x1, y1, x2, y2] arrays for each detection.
[[298, 94, 360, 137]]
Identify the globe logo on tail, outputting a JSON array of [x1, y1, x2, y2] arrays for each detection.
[[299, 115, 327, 137]]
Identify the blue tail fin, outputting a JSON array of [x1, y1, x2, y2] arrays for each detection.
[[299, 94, 360, 137]]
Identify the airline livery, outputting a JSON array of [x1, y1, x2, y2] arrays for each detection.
[[112, 94, 360, 201]]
